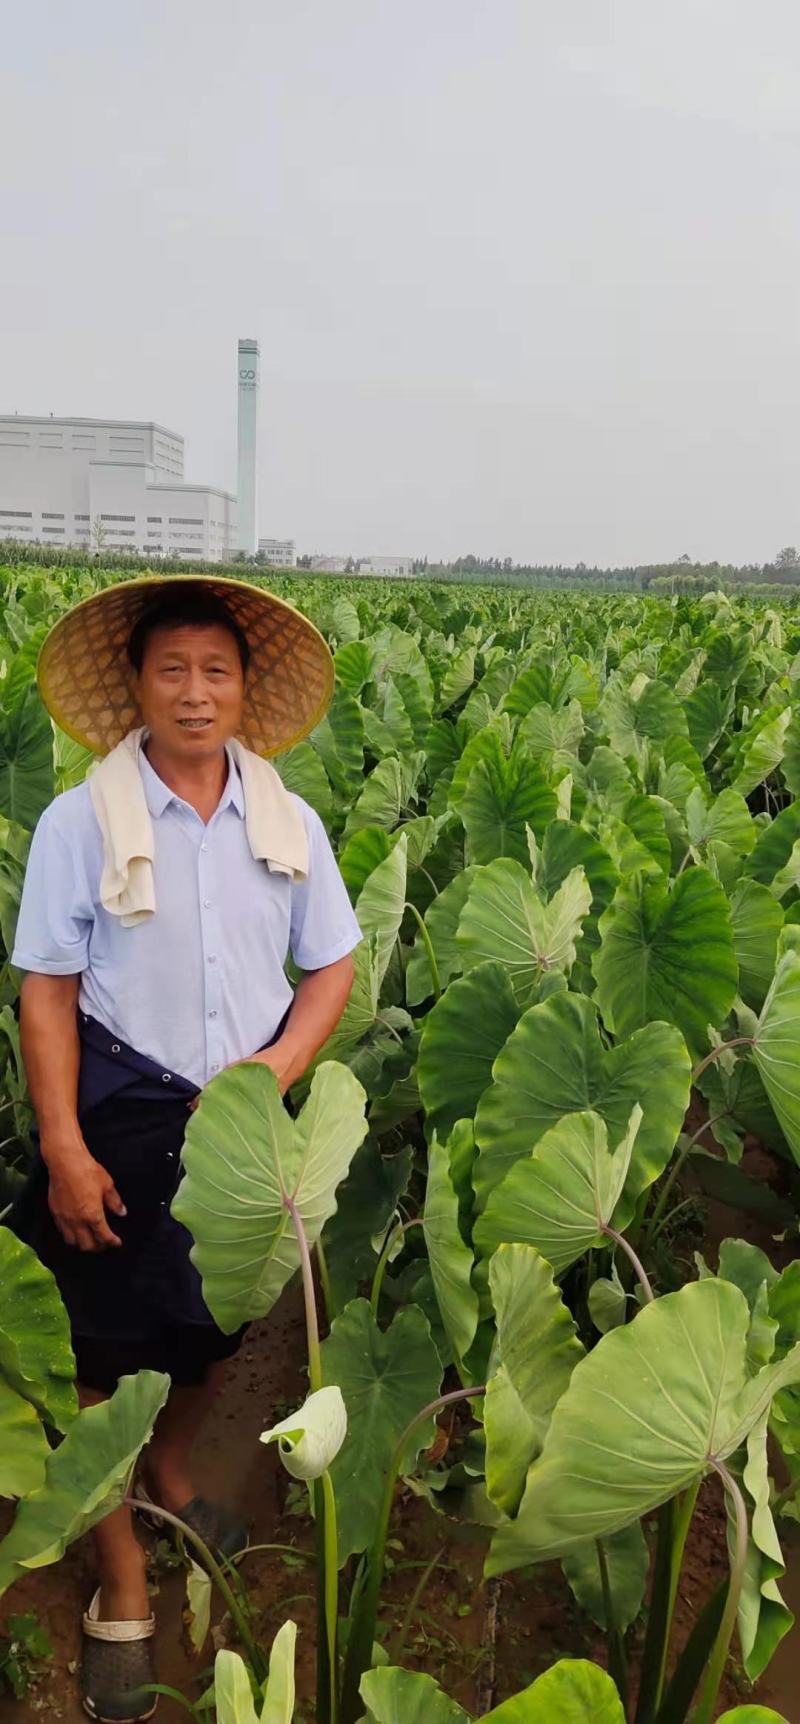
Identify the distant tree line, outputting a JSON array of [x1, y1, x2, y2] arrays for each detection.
[[3, 536, 800, 598]]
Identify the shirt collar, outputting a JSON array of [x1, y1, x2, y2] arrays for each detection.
[[138, 742, 245, 820]]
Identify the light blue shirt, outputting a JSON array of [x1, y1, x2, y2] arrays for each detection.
[[13, 750, 362, 1088]]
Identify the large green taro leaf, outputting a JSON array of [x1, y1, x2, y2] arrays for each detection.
[[561, 1524, 648, 1632], [0, 1226, 77, 1432], [731, 707, 791, 799], [0, 688, 55, 830], [312, 687, 364, 801], [540, 820, 618, 955], [320, 1298, 442, 1563], [0, 1371, 169, 1595], [360, 1660, 626, 1724], [460, 750, 556, 866], [716, 1709, 790, 1723], [456, 858, 591, 1009], [729, 880, 784, 1011], [172, 1062, 368, 1334], [485, 1660, 626, 1723], [424, 1136, 480, 1364], [354, 833, 407, 990], [338, 825, 393, 900], [0, 1379, 49, 1497], [474, 1109, 642, 1273], [484, 1245, 583, 1516], [473, 991, 690, 1208], [743, 801, 800, 887], [683, 680, 730, 758], [751, 949, 800, 1165], [418, 960, 519, 1143], [517, 698, 584, 764], [487, 1279, 800, 1573], [592, 864, 737, 1056], [275, 741, 333, 825], [685, 786, 754, 858], [360, 1666, 471, 1723]]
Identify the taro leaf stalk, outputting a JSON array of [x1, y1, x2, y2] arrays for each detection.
[[338, 1383, 485, 1724], [172, 1058, 369, 1724]]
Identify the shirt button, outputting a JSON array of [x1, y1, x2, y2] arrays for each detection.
[[203, 899, 212, 909], [200, 842, 208, 853], [208, 1009, 218, 1019], [208, 954, 217, 965]]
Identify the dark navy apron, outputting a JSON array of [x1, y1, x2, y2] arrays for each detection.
[[12, 1010, 287, 1380]]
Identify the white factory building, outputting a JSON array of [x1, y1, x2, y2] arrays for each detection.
[[359, 554, 413, 577], [258, 537, 297, 567], [0, 340, 274, 564], [0, 416, 237, 562]]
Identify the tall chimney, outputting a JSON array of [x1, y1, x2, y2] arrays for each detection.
[[237, 337, 259, 555]]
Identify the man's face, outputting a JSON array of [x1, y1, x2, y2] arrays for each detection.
[[135, 623, 245, 760]]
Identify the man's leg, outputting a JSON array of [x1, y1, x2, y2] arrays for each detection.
[[143, 1360, 229, 1513], [79, 1385, 150, 1623], [81, 1360, 229, 1619]]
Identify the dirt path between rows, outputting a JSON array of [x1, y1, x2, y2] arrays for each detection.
[[3, 1274, 800, 1722]]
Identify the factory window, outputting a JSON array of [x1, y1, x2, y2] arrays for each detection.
[[0, 509, 33, 518], [169, 516, 202, 525], [42, 512, 65, 519], [43, 527, 65, 534], [106, 529, 137, 537], [100, 514, 136, 522], [74, 514, 90, 521], [147, 515, 162, 522]]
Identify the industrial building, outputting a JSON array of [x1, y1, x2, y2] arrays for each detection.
[[258, 537, 296, 567], [0, 339, 264, 564], [358, 554, 413, 577]]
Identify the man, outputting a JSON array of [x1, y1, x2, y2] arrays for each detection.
[[12, 576, 361, 1722]]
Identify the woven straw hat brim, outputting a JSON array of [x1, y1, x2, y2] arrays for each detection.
[[37, 575, 335, 758]]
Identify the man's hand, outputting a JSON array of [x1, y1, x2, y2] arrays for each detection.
[[240, 1040, 295, 1095], [46, 1149, 127, 1252]]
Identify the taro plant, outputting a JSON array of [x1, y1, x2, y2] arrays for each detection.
[[171, 1055, 480, 1724], [170, 1049, 800, 1724], [0, 1225, 170, 1595]]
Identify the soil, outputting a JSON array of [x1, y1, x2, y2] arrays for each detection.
[[3, 1143, 800, 1724]]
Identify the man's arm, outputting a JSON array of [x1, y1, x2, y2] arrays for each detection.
[[247, 953, 355, 1093], [20, 973, 126, 1252]]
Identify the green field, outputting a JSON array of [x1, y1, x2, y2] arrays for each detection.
[[1, 561, 799, 1723]]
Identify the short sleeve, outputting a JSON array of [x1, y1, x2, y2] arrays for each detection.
[[289, 804, 362, 971], [12, 803, 94, 975]]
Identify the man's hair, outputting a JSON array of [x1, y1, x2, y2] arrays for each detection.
[[126, 586, 251, 675]]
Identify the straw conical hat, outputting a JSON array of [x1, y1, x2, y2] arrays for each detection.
[[37, 575, 334, 758]]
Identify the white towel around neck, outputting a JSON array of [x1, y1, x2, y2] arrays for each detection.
[[88, 728, 309, 926]]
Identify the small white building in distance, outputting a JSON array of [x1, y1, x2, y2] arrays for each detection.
[[0, 415, 237, 562], [258, 537, 296, 567], [358, 555, 413, 577], [309, 554, 349, 574]]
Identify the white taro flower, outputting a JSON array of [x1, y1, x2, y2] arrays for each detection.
[[260, 1385, 347, 1480]]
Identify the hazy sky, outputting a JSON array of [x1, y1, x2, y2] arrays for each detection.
[[3, 2, 800, 567]]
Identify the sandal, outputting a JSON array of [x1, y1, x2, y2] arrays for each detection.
[[135, 1481, 249, 1565], [81, 1588, 157, 1723]]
